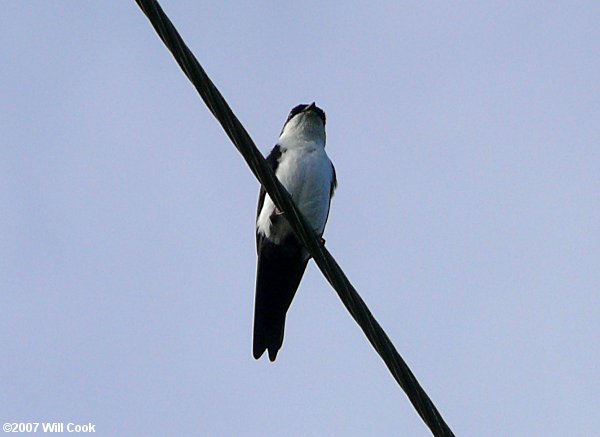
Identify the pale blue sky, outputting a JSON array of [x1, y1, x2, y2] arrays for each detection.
[[2, 2, 599, 436]]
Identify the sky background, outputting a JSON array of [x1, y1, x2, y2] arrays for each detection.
[[2, 1, 599, 436]]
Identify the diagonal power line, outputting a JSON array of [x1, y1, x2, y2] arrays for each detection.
[[133, 1, 455, 435]]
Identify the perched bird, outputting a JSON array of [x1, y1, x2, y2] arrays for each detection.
[[253, 102, 337, 361]]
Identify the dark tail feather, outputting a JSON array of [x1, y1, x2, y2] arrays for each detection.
[[253, 241, 308, 361]]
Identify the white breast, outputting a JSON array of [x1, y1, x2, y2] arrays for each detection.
[[257, 141, 333, 245]]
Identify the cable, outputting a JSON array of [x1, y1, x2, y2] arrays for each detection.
[[134, 1, 456, 435]]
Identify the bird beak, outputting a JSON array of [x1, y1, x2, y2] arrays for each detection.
[[304, 102, 317, 112]]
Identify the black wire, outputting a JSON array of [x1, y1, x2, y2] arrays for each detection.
[[133, 1, 456, 435]]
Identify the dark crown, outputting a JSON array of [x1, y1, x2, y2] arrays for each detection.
[[285, 103, 326, 126]]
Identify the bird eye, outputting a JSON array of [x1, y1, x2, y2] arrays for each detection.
[[283, 104, 304, 125], [315, 108, 326, 125], [287, 104, 306, 120]]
